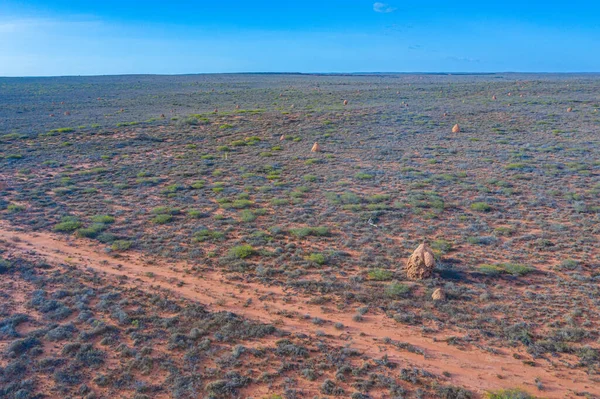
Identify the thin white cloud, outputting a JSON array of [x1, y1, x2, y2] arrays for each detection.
[[0, 17, 102, 35], [0, 18, 47, 33], [446, 56, 481, 63], [373, 2, 397, 13]]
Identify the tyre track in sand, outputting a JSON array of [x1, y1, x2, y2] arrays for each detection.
[[1, 221, 596, 398]]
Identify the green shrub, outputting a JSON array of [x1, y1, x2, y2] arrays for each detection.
[[54, 217, 82, 232], [0, 258, 11, 274], [502, 263, 535, 276], [555, 259, 579, 270], [97, 233, 116, 244], [467, 236, 497, 245], [240, 210, 257, 223], [368, 269, 393, 281], [436, 386, 473, 399], [49, 127, 74, 134], [76, 223, 107, 238], [470, 202, 492, 212], [307, 253, 326, 265], [340, 192, 361, 204], [504, 163, 527, 170], [187, 209, 205, 218], [192, 229, 225, 242], [151, 206, 179, 215], [191, 180, 205, 189], [486, 389, 536, 399], [478, 263, 535, 276], [152, 214, 173, 224], [1, 133, 25, 141], [289, 226, 330, 238], [245, 135, 261, 143], [430, 239, 453, 254], [116, 121, 139, 127], [271, 198, 288, 206], [136, 177, 161, 186], [367, 194, 390, 203], [494, 226, 514, 236], [91, 215, 115, 224], [289, 190, 305, 199], [161, 184, 184, 194], [385, 283, 411, 298], [354, 172, 374, 180], [7, 203, 25, 213], [478, 264, 503, 276], [232, 199, 253, 209], [111, 240, 132, 251], [229, 245, 255, 259]]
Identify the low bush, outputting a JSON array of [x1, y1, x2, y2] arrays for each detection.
[[228, 245, 255, 259]]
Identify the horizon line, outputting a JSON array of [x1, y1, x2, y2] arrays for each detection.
[[2, 71, 600, 79]]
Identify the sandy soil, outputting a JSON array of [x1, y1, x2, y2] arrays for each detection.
[[2, 221, 598, 398]]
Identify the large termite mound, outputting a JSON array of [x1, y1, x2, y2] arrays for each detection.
[[406, 243, 436, 280]]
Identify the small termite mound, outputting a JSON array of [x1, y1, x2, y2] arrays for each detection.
[[452, 124, 460, 133], [432, 288, 445, 301], [311, 142, 321, 153], [406, 243, 436, 280], [280, 135, 285, 141], [64, 111, 71, 116], [343, 99, 348, 106], [567, 107, 573, 112], [492, 95, 497, 100]]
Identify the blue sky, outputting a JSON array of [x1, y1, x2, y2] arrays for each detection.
[[1, 0, 599, 76]]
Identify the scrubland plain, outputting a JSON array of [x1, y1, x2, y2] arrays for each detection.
[[1, 73, 600, 398]]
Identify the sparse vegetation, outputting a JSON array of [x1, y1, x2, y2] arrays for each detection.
[[1, 74, 598, 398], [228, 245, 256, 259]]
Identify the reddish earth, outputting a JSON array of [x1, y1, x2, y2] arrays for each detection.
[[2, 220, 597, 398]]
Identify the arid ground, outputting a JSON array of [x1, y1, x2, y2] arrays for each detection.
[[1, 73, 600, 398]]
